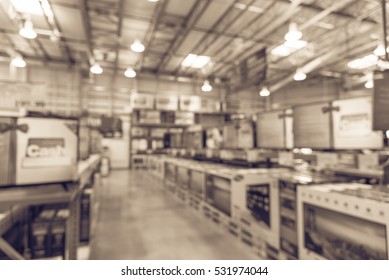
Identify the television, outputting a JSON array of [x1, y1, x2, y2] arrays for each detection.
[[189, 169, 205, 199], [277, 171, 349, 259], [298, 183, 389, 260], [303, 204, 387, 260], [164, 162, 176, 183], [246, 183, 271, 226], [205, 173, 231, 216], [176, 166, 189, 189]]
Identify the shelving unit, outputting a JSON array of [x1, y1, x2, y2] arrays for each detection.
[[0, 154, 101, 260]]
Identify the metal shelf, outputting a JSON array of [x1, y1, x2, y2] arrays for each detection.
[[0, 154, 102, 260]]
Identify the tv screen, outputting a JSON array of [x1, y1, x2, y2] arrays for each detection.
[[176, 166, 189, 189], [164, 163, 176, 182], [246, 184, 271, 227], [303, 203, 387, 260], [205, 175, 231, 216], [189, 170, 204, 199]]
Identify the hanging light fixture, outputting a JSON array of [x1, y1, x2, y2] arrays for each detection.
[[11, 55, 26, 68], [124, 67, 136, 78], [285, 22, 302, 42], [373, 42, 389, 57], [130, 39, 145, 53], [259, 86, 270, 97], [365, 73, 374, 89], [294, 69, 307, 81], [19, 19, 37, 39], [90, 63, 103, 74], [201, 80, 212, 92]]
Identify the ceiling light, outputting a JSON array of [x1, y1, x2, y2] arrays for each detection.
[[201, 80, 212, 92], [148, 0, 159, 2], [386, 130, 389, 138], [259, 86, 270, 97], [347, 54, 378, 69], [11, 55, 26, 68], [19, 20, 37, 39], [294, 69, 306, 81], [284, 39, 308, 49], [377, 58, 389, 69], [285, 22, 302, 42], [130, 39, 145, 53], [11, 0, 43, 15], [373, 42, 389, 57], [124, 67, 136, 78], [271, 44, 292, 57], [365, 73, 374, 89], [90, 63, 103, 74], [182, 54, 210, 69]]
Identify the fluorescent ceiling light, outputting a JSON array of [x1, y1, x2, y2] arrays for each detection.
[[182, 54, 210, 69], [11, 0, 43, 15], [285, 22, 302, 42], [11, 55, 26, 68], [347, 54, 378, 69], [90, 63, 103, 74], [294, 70, 306, 81], [259, 86, 270, 97], [19, 20, 37, 39], [124, 67, 136, 78], [131, 39, 145, 53], [201, 80, 212, 92]]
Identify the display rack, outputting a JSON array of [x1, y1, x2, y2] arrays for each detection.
[[0, 154, 101, 260]]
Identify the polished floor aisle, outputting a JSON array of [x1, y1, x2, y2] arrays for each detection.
[[90, 170, 257, 260]]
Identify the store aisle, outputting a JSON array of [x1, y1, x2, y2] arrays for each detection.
[[90, 170, 257, 260]]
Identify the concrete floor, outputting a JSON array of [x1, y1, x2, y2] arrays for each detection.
[[90, 170, 257, 260]]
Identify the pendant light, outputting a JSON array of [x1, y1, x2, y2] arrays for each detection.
[[124, 67, 136, 78], [285, 22, 302, 42], [11, 55, 26, 68], [90, 63, 103, 74], [130, 39, 145, 53], [365, 73, 374, 89], [201, 80, 212, 92], [259, 86, 270, 97], [19, 20, 37, 39], [294, 69, 306, 81]]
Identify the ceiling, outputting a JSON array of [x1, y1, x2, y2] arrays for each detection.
[[0, 0, 387, 92]]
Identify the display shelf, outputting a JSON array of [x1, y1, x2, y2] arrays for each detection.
[[325, 166, 383, 179], [0, 206, 26, 236], [0, 154, 101, 260]]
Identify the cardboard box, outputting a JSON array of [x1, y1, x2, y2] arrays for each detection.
[[0, 116, 78, 187]]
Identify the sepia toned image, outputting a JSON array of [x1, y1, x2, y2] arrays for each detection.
[[1, 0, 389, 262]]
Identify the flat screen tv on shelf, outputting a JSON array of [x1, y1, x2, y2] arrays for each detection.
[[205, 173, 231, 216], [189, 169, 205, 199], [303, 203, 387, 260], [297, 183, 389, 260]]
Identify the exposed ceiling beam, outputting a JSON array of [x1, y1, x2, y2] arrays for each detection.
[[156, 0, 212, 73], [78, 0, 95, 64], [210, 0, 305, 76], [135, 0, 169, 70], [269, 25, 379, 92], [44, 0, 75, 64], [113, 0, 125, 73]]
